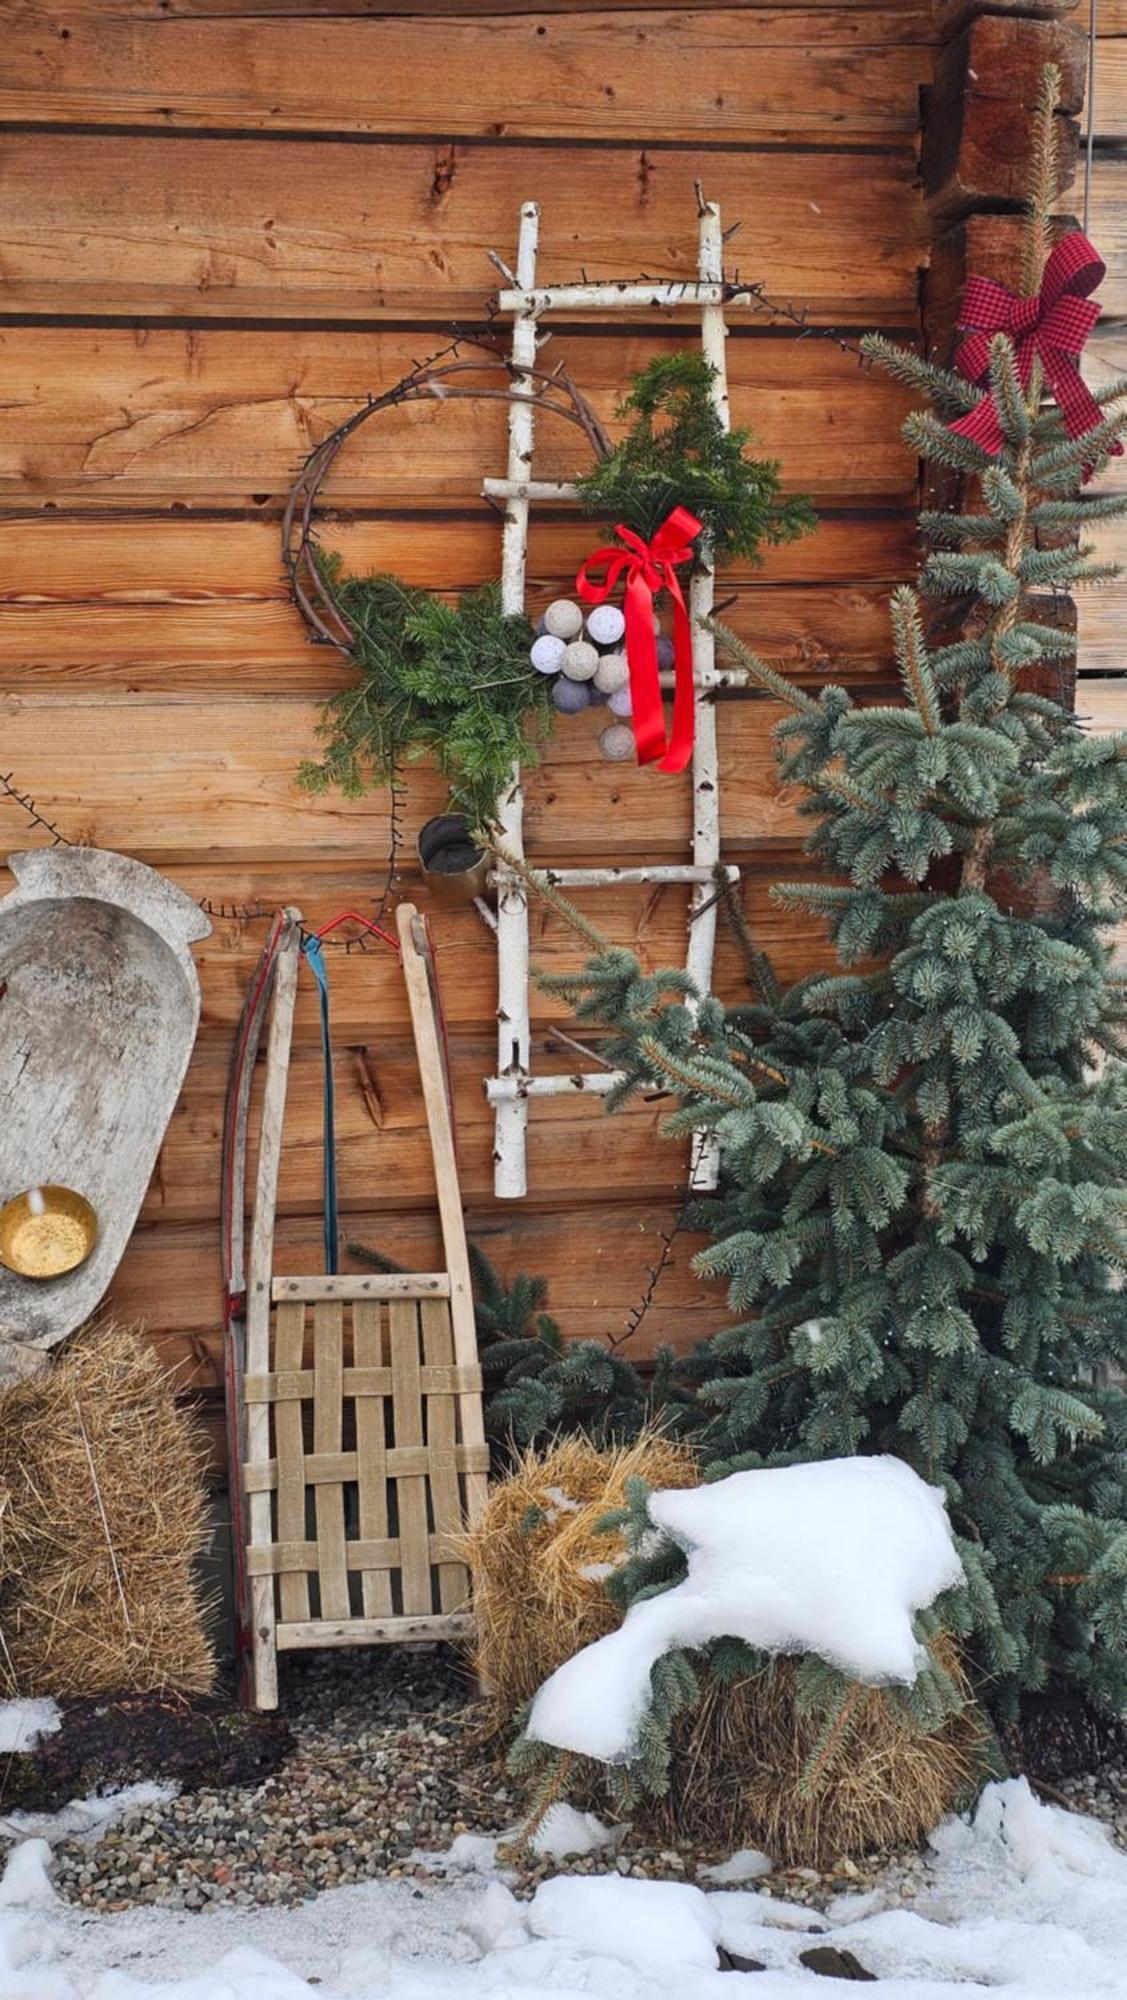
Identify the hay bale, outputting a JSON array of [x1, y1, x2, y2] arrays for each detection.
[[0, 1321, 215, 1699], [644, 1638, 986, 1869], [462, 1430, 698, 1719], [471, 1437, 986, 1866]]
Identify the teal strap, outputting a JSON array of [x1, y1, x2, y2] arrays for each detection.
[[300, 935, 338, 1275]]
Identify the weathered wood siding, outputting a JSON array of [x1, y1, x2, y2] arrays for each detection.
[[1079, 4, 1127, 733], [1, 1, 943, 1468]]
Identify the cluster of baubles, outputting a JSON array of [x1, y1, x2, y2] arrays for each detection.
[[530, 598, 668, 764]]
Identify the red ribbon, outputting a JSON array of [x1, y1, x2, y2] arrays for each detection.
[[576, 505, 702, 774], [949, 230, 1121, 479]]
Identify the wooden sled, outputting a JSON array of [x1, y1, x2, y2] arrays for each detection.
[[243, 903, 487, 1709], [0, 847, 210, 1385]]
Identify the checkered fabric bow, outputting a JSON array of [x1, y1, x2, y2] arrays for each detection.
[[949, 230, 1121, 478]]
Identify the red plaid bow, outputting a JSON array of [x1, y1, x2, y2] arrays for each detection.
[[949, 230, 1120, 478]]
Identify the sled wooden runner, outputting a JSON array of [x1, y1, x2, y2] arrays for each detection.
[[243, 903, 488, 1710]]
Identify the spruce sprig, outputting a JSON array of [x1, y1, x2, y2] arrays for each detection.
[[574, 351, 816, 562]]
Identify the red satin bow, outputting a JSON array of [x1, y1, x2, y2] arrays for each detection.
[[949, 230, 1120, 478], [576, 505, 702, 774]]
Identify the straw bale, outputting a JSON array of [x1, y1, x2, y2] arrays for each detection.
[[0, 1321, 215, 1698], [462, 1430, 698, 1719]]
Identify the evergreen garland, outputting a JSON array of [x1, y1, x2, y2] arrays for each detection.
[[527, 68, 1127, 1722], [297, 566, 549, 834], [574, 351, 816, 562]]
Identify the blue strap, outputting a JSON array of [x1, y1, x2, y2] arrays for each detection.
[[300, 935, 338, 1275]]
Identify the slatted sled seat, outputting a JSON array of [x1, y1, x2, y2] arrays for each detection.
[[242, 902, 488, 1709]]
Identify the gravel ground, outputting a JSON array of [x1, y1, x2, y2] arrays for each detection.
[[6, 1652, 1126, 1917]]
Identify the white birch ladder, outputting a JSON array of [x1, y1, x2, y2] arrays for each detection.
[[485, 199, 749, 1199]]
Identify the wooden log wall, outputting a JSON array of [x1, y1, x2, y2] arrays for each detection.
[[0, 0, 1001, 1480]]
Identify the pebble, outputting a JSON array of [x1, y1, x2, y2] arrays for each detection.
[[14, 1654, 1126, 1921]]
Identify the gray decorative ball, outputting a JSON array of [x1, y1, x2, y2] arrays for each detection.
[[599, 724, 635, 763], [608, 685, 633, 718], [585, 603, 626, 647], [656, 635, 676, 672], [593, 651, 629, 695], [530, 633, 566, 675], [543, 598, 584, 640], [560, 639, 599, 682], [551, 676, 591, 714]]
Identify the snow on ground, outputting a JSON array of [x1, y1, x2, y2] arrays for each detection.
[[529, 1456, 963, 1763], [1, 1778, 1126, 1997], [0, 1701, 61, 1756], [0, 1784, 178, 1849]]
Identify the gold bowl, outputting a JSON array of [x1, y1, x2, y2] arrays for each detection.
[[0, 1186, 98, 1280]]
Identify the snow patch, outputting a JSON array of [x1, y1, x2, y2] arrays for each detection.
[[528, 1455, 963, 1763], [529, 1874, 720, 1971], [698, 1846, 772, 1886], [0, 1779, 177, 1847], [531, 1803, 624, 1860], [0, 1697, 61, 1755]]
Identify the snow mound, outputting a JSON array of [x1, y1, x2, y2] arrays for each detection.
[[528, 1455, 963, 1762], [532, 1803, 623, 1860], [698, 1846, 772, 1885], [0, 1697, 61, 1754], [530, 1874, 719, 1971]]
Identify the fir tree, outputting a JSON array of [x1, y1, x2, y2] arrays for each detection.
[[538, 68, 1127, 1719]]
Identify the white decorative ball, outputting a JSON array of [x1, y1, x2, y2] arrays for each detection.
[[656, 635, 676, 672], [585, 603, 626, 647], [530, 633, 566, 675], [608, 685, 633, 717], [593, 651, 629, 695], [543, 598, 584, 640], [599, 724, 635, 763], [560, 639, 599, 682]]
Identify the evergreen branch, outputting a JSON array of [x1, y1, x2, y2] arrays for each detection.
[[890, 586, 940, 733], [702, 617, 819, 711], [487, 836, 612, 954]]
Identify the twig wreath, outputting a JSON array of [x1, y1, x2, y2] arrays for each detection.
[[283, 340, 611, 899], [284, 336, 814, 900]]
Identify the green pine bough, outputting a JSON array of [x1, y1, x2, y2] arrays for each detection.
[[529, 66, 1127, 1725], [296, 568, 547, 837], [574, 350, 816, 561]]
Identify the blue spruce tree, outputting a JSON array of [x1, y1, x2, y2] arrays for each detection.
[[536, 67, 1127, 1719]]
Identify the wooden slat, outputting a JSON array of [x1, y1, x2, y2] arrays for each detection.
[[273, 1273, 450, 1301], [0, 133, 924, 325], [311, 1300, 350, 1620], [271, 1297, 311, 1624], [0, 14, 930, 140], [388, 1300, 432, 1616], [0, 694, 804, 866], [353, 1299, 393, 1618], [244, 917, 300, 1709], [420, 1297, 470, 1614], [1085, 153, 1127, 315], [276, 1614, 471, 1649], [0, 327, 917, 509]]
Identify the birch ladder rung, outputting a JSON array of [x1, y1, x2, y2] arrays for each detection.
[[243, 904, 486, 1709], [486, 199, 746, 1199]]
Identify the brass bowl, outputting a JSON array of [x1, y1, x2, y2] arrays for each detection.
[[0, 1186, 97, 1280]]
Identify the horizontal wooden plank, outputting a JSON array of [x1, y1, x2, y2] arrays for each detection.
[[1086, 151, 1127, 314], [0, 509, 918, 594], [0, 692, 804, 862], [144, 1034, 692, 1224], [0, 13, 931, 139], [144, 862, 842, 1045], [0, 584, 899, 692], [0, 326, 918, 508], [28, 0, 941, 19], [1077, 679, 1127, 732], [110, 1200, 722, 1386], [1091, 44, 1127, 141], [0, 133, 925, 325]]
